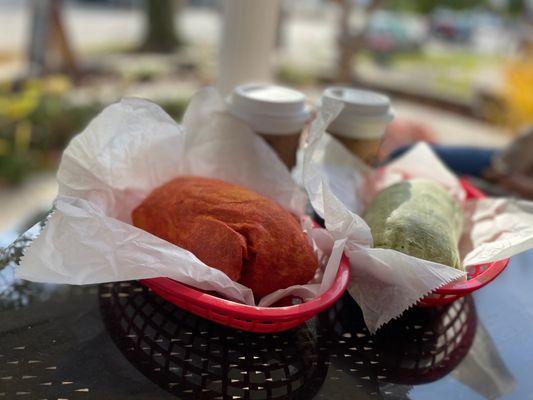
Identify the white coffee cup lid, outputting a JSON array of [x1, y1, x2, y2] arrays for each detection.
[[228, 83, 310, 135], [321, 86, 394, 139]]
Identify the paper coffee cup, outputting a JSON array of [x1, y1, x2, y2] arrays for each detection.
[[320, 86, 394, 164], [228, 84, 310, 169]]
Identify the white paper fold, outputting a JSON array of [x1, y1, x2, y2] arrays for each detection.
[[302, 98, 533, 332], [17, 88, 343, 307]]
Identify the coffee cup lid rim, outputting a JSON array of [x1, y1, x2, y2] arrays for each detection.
[[228, 83, 310, 134], [321, 86, 391, 117], [231, 84, 307, 118]]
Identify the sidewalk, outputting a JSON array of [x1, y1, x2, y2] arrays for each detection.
[[391, 98, 510, 147]]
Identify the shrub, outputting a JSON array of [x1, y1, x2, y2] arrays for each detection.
[[0, 76, 191, 186]]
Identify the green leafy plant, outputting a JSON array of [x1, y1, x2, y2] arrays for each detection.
[[0, 77, 68, 184], [0, 75, 191, 186]]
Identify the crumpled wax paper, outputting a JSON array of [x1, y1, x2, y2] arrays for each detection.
[[16, 88, 345, 307], [302, 97, 533, 332]]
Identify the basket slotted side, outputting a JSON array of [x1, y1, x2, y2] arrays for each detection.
[[140, 255, 350, 333]]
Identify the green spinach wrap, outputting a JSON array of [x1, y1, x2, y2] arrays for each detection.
[[363, 179, 463, 270]]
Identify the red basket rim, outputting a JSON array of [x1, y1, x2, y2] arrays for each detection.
[[434, 178, 510, 295], [141, 254, 350, 321]]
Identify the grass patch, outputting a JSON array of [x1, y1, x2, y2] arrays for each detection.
[[389, 49, 502, 71], [277, 63, 321, 87]]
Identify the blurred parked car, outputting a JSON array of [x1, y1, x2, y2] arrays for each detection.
[[430, 8, 509, 50], [364, 11, 427, 64], [430, 8, 474, 43], [74, 0, 139, 6]]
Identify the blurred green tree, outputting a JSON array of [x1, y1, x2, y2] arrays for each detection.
[[506, 0, 526, 15], [140, 0, 184, 52], [384, 0, 490, 13]]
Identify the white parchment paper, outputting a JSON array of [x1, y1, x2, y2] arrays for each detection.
[[302, 97, 533, 332], [16, 88, 344, 307]]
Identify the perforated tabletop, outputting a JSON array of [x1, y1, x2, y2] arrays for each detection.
[[1, 231, 533, 399]]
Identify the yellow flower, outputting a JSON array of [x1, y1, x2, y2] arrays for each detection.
[[23, 78, 43, 93], [504, 56, 533, 130], [5, 94, 39, 120], [23, 79, 43, 92], [43, 75, 71, 95]]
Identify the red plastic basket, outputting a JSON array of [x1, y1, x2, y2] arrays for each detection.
[[140, 254, 350, 333], [417, 179, 510, 307]]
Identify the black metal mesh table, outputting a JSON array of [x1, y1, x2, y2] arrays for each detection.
[[1, 224, 532, 399]]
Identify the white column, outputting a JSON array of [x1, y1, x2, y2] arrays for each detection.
[[218, 0, 281, 96]]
